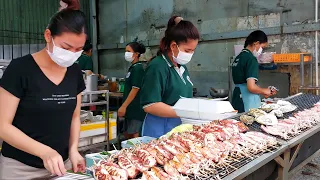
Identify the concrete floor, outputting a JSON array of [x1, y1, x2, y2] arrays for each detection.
[[290, 156, 320, 180]]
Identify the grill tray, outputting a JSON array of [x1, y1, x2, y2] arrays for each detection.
[[234, 93, 320, 141], [188, 146, 279, 180]]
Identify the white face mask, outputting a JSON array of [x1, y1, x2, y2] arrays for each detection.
[[124, 52, 134, 62], [253, 47, 263, 57], [46, 38, 83, 68], [172, 45, 194, 65]]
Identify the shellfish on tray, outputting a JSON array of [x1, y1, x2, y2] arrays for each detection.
[[277, 100, 292, 106], [261, 103, 281, 110], [240, 115, 255, 125], [279, 104, 297, 113], [259, 107, 273, 113], [247, 108, 266, 118], [270, 110, 283, 118], [255, 114, 278, 126]]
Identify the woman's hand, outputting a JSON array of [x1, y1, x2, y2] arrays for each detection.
[[118, 105, 127, 117], [262, 88, 272, 98], [271, 89, 277, 96], [69, 150, 86, 173], [40, 147, 66, 176]]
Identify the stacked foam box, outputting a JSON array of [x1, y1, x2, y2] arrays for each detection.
[[173, 98, 238, 125]]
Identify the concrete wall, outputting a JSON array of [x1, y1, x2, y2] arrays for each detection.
[[97, 0, 319, 97]]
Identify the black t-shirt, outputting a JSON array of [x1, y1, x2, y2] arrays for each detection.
[[0, 54, 85, 168]]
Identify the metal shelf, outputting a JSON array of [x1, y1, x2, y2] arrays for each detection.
[[79, 90, 110, 151], [81, 101, 108, 107]]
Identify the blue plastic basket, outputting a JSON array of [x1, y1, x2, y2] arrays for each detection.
[[121, 136, 156, 149]]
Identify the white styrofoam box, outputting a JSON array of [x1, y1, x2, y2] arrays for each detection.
[[173, 98, 200, 119], [181, 118, 209, 125], [173, 98, 237, 120], [79, 133, 117, 147]]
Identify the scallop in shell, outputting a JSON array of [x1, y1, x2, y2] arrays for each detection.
[[240, 115, 255, 125], [247, 108, 266, 118]]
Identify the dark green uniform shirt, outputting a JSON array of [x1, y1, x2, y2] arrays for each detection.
[[231, 49, 259, 113], [123, 62, 146, 121], [75, 54, 93, 71], [140, 54, 193, 108]]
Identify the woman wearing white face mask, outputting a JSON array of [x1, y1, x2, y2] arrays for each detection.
[[118, 42, 146, 139], [231, 30, 277, 113], [140, 16, 200, 138], [0, 9, 87, 179]]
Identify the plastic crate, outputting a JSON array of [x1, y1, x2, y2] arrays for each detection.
[[85, 150, 118, 171], [272, 53, 311, 63], [121, 136, 156, 149]]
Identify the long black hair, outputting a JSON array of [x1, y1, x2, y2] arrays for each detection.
[[47, 9, 87, 37], [244, 30, 268, 48]]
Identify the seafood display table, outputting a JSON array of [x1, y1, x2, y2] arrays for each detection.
[[87, 93, 320, 180], [275, 122, 320, 180]]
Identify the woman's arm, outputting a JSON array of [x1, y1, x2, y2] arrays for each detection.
[[69, 94, 82, 152], [0, 87, 66, 175], [68, 93, 86, 173], [122, 88, 139, 108], [144, 102, 178, 118], [247, 79, 272, 97], [118, 88, 139, 117]]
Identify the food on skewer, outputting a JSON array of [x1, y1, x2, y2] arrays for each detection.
[[117, 153, 139, 179], [260, 103, 320, 139], [93, 118, 280, 180]]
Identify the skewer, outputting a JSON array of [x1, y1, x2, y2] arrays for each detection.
[[112, 143, 117, 151]]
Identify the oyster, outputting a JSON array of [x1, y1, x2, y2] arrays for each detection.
[[261, 103, 281, 110], [270, 110, 283, 118], [256, 114, 278, 126], [247, 108, 266, 118], [279, 104, 297, 113], [240, 115, 255, 125], [259, 107, 273, 113], [277, 100, 292, 106]]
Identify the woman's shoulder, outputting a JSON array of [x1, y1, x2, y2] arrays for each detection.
[[7, 54, 34, 72], [148, 55, 169, 68]]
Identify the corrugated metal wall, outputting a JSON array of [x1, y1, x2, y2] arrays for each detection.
[[0, 0, 91, 59]]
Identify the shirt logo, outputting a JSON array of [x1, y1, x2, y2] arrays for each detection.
[[126, 72, 131, 78], [232, 58, 239, 67], [186, 76, 193, 86]]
